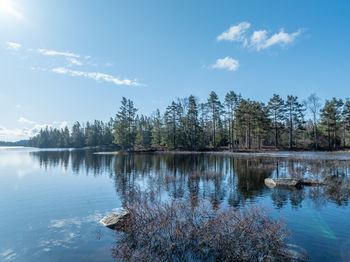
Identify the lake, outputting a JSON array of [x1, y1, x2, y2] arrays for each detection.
[[1, 147, 350, 261]]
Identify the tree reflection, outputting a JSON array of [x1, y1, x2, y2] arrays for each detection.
[[30, 150, 350, 209]]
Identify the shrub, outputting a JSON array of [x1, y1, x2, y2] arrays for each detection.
[[112, 190, 291, 262]]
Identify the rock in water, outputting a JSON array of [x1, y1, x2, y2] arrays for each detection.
[[264, 178, 301, 188], [264, 178, 277, 188], [100, 212, 130, 230], [265, 178, 325, 189]]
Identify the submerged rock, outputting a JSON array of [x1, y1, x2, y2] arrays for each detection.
[[283, 244, 308, 261], [100, 212, 130, 230], [264, 244, 308, 261]]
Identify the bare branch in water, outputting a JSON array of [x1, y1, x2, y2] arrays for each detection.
[[112, 190, 297, 262]]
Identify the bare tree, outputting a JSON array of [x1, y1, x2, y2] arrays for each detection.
[[306, 94, 321, 149]]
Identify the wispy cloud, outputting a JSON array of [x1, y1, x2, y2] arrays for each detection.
[[37, 48, 80, 58], [5, 42, 143, 87], [250, 29, 302, 51], [217, 22, 303, 51], [52, 67, 141, 86], [217, 22, 251, 46], [210, 57, 239, 71], [67, 58, 83, 66], [17, 117, 36, 125], [6, 41, 22, 51]]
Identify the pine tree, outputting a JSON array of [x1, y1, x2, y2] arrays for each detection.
[[164, 101, 180, 149], [342, 99, 350, 148], [268, 94, 285, 148], [252, 102, 270, 149], [151, 109, 163, 148], [176, 98, 188, 149], [207, 91, 223, 149], [198, 103, 210, 149], [321, 98, 343, 149], [225, 91, 240, 149], [135, 115, 152, 149], [72, 121, 85, 148], [102, 118, 114, 145], [285, 95, 305, 149], [113, 97, 138, 150], [185, 95, 199, 150], [62, 126, 71, 147]]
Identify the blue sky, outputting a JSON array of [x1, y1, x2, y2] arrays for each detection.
[[1, 0, 350, 141]]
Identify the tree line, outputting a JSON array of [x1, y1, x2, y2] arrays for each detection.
[[28, 120, 114, 148], [0, 140, 28, 146], [28, 92, 350, 151]]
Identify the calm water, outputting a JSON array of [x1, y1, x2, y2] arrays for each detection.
[[1, 147, 350, 262]]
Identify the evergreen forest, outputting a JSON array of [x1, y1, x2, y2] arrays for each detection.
[[28, 92, 350, 151]]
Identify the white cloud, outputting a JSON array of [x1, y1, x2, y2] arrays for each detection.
[[15, 104, 21, 109], [17, 117, 36, 125], [217, 22, 251, 45], [67, 58, 82, 66], [250, 30, 267, 50], [52, 67, 141, 86], [6, 41, 22, 51], [210, 57, 239, 71], [217, 22, 302, 51], [37, 48, 80, 58], [0, 120, 68, 142], [0, 125, 42, 141], [250, 29, 302, 51], [53, 121, 68, 129]]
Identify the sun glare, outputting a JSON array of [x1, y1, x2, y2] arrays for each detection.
[[0, 0, 23, 19]]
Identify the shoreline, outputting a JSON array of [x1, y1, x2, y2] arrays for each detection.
[[93, 149, 350, 160], [3, 145, 350, 154]]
